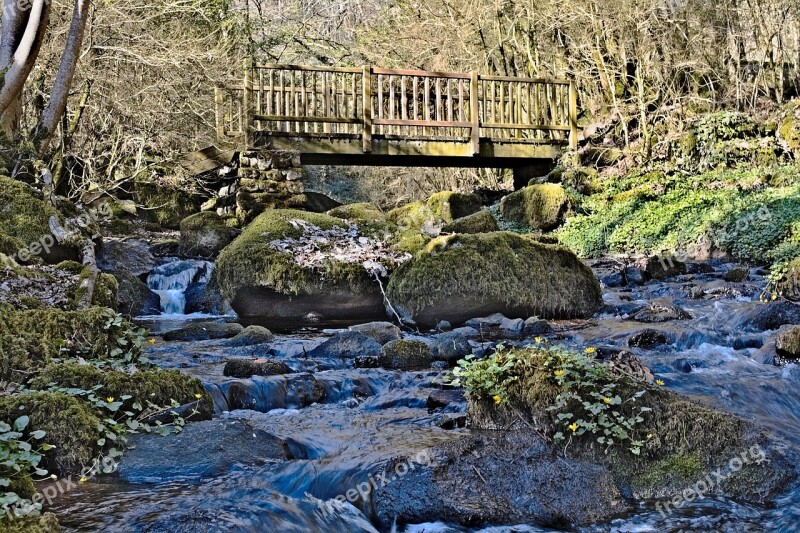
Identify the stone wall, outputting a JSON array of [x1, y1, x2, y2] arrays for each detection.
[[201, 149, 307, 222]]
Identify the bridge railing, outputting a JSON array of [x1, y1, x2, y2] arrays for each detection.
[[215, 64, 577, 153]]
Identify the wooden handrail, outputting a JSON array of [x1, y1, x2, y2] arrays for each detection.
[[215, 63, 578, 154]]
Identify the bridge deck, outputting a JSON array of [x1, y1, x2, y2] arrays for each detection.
[[215, 64, 577, 167]]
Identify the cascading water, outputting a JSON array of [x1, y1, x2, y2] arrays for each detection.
[[147, 259, 214, 315]]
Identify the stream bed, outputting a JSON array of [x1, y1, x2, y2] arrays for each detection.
[[46, 260, 800, 532]]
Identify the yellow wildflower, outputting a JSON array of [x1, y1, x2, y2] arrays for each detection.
[[534, 337, 543, 343], [584, 347, 596, 355], [194, 393, 203, 399], [568, 422, 579, 432], [79, 476, 87, 483], [603, 397, 612, 404], [106, 397, 114, 403], [554, 369, 564, 377], [493, 395, 502, 405], [772, 293, 778, 301], [148, 338, 157, 345], [656, 379, 665, 386], [647, 433, 653, 439]]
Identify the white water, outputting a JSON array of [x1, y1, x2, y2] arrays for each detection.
[[147, 259, 214, 314]]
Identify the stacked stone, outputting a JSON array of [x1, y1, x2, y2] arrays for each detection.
[[201, 149, 305, 221]]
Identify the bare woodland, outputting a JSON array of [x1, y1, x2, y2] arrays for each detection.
[[0, 0, 798, 202]]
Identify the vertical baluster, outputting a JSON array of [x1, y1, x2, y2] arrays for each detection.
[[424, 77, 430, 136], [515, 82, 522, 139], [413, 76, 419, 137], [388, 75, 395, 136], [458, 78, 464, 125], [290, 70, 296, 132], [499, 81, 506, 139], [301, 72, 307, 133], [267, 70, 273, 126], [489, 81, 495, 130], [446, 79, 453, 138], [435, 78, 442, 123], [377, 74, 384, 135], [256, 70, 262, 132], [351, 73, 357, 134], [401, 75, 407, 122]]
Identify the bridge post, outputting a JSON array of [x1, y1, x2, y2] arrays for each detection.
[[470, 71, 480, 155], [214, 83, 224, 141], [242, 60, 253, 148], [569, 80, 578, 151], [362, 65, 373, 153]]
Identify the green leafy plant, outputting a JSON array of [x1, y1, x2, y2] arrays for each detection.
[[539, 347, 652, 455], [0, 416, 53, 519], [450, 344, 519, 403]]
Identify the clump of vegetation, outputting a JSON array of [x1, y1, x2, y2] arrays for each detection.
[[0, 415, 52, 519], [499, 183, 570, 230], [558, 164, 800, 261], [0, 176, 61, 259], [327, 202, 386, 222], [453, 344, 651, 454]]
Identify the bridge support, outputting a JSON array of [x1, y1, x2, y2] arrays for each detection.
[[512, 162, 555, 190]]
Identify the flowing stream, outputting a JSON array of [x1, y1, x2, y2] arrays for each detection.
[[47, 260, 800, 532]]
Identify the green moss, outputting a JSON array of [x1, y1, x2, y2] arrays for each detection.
[[500, 184, 569, 231], [0, 513, 59, 533], [55, 260, 83, 274], [441, 210, 499, 234], [17, 296, 45, 310], [30, 363, 206, 408], [180, 211, 227, 232], [635, 453, 704, 488], [327, 202, 385, 221], [426, 191, 482, 223], [386, 201, 435, 230], [0, 392, 101, 476], [92, 273, 119, 309], [393, 231, 431, 255], [0, 307, 124, 382], [215, 209, 377, 300], [386, 232, 602, 325], [0, 176, 60, 259]]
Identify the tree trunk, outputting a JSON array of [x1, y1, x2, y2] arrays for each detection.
[[31, 0, 91, 156], [0, 0, 51, 122]]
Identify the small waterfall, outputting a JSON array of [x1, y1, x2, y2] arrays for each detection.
[[147, 260, 214, 315]]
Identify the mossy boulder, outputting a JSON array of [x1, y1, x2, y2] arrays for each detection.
[[426, 191, 482, 223], [775, 326, 800, 364], [162, 321, 243, 342], [468, 347, 795, 505], [215, 209, 385, 323], [386, 232, 602, 326], [545, 167, 601, 195], [0, 307, 130, 382], [29, 363, 208, 410], [441, 210, 499, 234], [379, 339, 433, 370], [500, 184, 570, 231], [775, 257, 800, 300], [179, 212, 232, 257], [224, 325, 274, 347], [0, 392, 102, 476], [387, 201, 436, 232], [327, 202, 385, 222], [0, 176, 76, 263]]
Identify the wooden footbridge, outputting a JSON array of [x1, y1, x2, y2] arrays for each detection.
[[214, 63, 577, 178]]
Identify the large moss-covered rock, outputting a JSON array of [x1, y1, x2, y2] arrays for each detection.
[[441, 210, 499, 234], [426, 191, 482, 223], [778, 100, 800, 157], [214, 209, 384, 323], [0, 307, 130, 382], [386, 232, 602, 326], [500, 184, 570, 230], [0, 176, 75, 263], [379, 339, 432, 370], [466, 346, 794, 510], [0, 392, 102, 476], [179, 212, 232, 257]]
